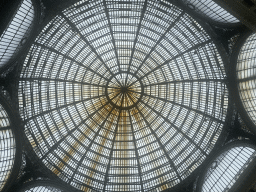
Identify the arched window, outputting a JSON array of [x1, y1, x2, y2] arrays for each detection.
[[181, 0, 239, 24], [196, 141, 256, 192], [17, 180, 70, 192], [0, 0, 35, 69]]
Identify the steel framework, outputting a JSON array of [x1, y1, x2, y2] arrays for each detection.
[[17, 0, 231, 191]]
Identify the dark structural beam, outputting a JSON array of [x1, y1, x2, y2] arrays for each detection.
[[142, 93, 225, 124], [139, 99, 209, 157], [128, 110, 144, 192], [68, 107, 115, 185], [103, 109, 122, 191], [40, 101, 110, 160], [103, 0, 121, 73], [33, 42, 109, 82], [125, 0, 148, 85], [60, 12, 122, 87], [134, 104, 183, 182], [133, 11, 185, 77]]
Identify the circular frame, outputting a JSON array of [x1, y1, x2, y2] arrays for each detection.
[[0, 93, 22, 192], [105, 72, 144, 110], [17, 0, 233, 191]]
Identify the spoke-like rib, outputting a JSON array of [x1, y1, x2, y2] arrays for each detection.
[[103, 0, 121, 73], [68, 107, 115, 184], [33, 42, 108, 82], [143, 78, 226, 87], [40, 101, 111, 160], [0, 126, 11, 131], [24, 95, 105, 123], [129, 39, 213, 87], [128, 110, 144, 192], [60, 12, 122, 87], [142, 92, 224, 124], [139, 99, 209, 157], [133, 11, 185, 77], [125, 0, 148, 85], [20, 77, 107, 87], [103, 109, 122, 191], [134, 105, 182, 182]]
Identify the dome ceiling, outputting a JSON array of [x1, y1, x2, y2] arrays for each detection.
[[18, 0, 229, 191]]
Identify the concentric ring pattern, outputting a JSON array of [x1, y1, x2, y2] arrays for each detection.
[[236, 33, 256, 128], [18, 0, 229, 191]]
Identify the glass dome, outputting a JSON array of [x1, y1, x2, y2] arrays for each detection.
[[18, 0, 229, 191]]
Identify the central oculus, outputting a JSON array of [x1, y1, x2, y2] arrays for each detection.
[[106, 73, 143, 110]]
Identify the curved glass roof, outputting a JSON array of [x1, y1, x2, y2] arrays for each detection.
[[18, 0, 229, 191], [20, 186, 63, 192], [181, 0, 239, 24], [237, 33, 256, 127], [200, 143, 256, 192], [0, 0, 34, 68], [0, 103, 16, 191], [18, 181, 67, 192]]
